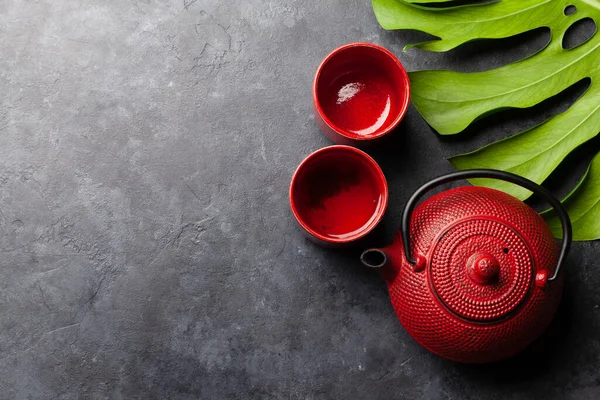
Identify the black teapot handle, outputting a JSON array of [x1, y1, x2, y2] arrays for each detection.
[[402, 169, 572, 282]]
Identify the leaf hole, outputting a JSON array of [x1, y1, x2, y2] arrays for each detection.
[[421, 27, 550, 73], [562, 18, 597, 50], [564, 5, 577, 16]]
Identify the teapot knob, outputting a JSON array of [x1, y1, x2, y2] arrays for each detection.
[[467, 253, 500, 285]]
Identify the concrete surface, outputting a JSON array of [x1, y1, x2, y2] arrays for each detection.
[[0, 0, 599, 399]]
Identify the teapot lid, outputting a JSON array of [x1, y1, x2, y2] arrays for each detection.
[[429, 218, 533, 322]]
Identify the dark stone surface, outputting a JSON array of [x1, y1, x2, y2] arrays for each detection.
[[1, 0, 599, 399]]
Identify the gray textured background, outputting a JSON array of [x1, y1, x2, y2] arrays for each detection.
[[1, 0, 599, 399]]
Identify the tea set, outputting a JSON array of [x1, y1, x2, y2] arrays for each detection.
[[289, 42, 572, 363]]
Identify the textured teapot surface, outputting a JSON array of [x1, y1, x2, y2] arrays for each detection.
[[383, 186, 562, 363]]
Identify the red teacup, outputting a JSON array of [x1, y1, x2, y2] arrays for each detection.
[[313, 43, 410, 146], [289, 145, 388, 247]]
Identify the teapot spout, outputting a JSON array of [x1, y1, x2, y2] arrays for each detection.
[[360, 247, 399, 282], [360, 248, 389, 269]]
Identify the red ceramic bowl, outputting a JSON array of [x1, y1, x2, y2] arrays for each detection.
[[313, 42, 410, 146], [289, 145, 388, 247]]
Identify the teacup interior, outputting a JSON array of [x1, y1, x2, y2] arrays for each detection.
[[316, 45, 407, 139], [291, 148, 386, 241]]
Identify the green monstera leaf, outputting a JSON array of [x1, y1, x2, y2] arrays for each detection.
[[544, 152, 600, 240], [373, 0, 600, 240]]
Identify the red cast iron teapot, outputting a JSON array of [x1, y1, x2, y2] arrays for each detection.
[[361, 170, 572, 364]]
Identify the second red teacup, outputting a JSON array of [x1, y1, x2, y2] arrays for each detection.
[[289, 145, 388, 247]]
